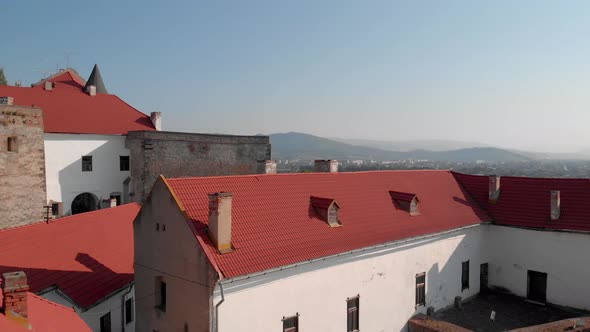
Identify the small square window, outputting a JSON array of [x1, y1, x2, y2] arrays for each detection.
[[462, 261, 470, 290], [347, 296, 359, 332], [100, 312, 111, 332], [283, 315, 298, 332], [416, 272, 426, 307], [82, 156, 93, 172], [120, 156, 130, 171], [125, 298, 134, 324], [7, 137, 17, 152]]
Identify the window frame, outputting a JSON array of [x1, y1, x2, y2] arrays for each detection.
[[415, 272, 426, 307], [157, 279, 167, 312], [99, 312, 111, 332], [347, 296, 360, 332], [282, 314, 299, 332], [82, 155, 93, 172], [119, 155, 130, 171], [125, 297, 134, 324], [462, 260, 470, 291]]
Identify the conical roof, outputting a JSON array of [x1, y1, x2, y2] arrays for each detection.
[[84, 64, 108, 94]]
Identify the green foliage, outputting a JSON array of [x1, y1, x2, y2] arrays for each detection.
[[0, 68, 7, 86]]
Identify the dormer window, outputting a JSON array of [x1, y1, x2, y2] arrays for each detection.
[[389, 191, 420, 216], [310, 196, 342, 227]]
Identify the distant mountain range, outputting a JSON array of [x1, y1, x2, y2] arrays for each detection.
[[270, 132, 534, 162]]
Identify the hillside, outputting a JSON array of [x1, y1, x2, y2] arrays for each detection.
[[270, 132, 531, 162]]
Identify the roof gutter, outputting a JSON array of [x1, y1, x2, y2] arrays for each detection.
[[219, 223, 484, 286]]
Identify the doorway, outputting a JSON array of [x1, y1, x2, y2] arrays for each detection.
[[480, 263, 488, 293], [527, 270, 547, 303], [71, 192, 98, 215]]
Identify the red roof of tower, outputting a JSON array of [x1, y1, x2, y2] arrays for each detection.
[[0, 203, 138, 308], [0, 69, 155, 134], [452, 172, 590, 231], [165, 170, 491, 278]]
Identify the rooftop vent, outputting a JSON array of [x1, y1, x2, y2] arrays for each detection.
[[389, 191, 420, 216], [0, 96, 14, 105], [208, 192, 233, 253], [488, 175, 500, 203], [550, 190, 560, 221], [310, 196, 341, 227], [314, 160, 338, 173], [86, 85, 96, 96]]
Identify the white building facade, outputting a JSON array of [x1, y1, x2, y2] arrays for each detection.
[[44, 133, 132, 215]]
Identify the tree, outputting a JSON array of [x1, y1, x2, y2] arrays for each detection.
[[0, 68, 7, 86]]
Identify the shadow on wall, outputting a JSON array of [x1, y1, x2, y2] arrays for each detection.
[[53, 136, 129, 215], [0, 252, 133, 308]]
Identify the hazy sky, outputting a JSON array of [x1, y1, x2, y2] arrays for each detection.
[[3, 1, 590, 152]]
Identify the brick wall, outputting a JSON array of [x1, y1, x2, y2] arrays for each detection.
[[0, 105, 46, 229], [126, 131, 271, 203]]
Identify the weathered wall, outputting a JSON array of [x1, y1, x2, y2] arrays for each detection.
[[214, 225, 487, 332], [44, 133, 130, 215], [41, 285, 135, 332], [134, 177, 218, 332], [0, 105, 46, 228], [486, 225, 590, 310], [126, 131, 271, 203]]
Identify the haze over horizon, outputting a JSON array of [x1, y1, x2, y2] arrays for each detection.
[[3, 1, 590, 153]]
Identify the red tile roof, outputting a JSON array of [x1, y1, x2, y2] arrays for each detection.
[[0, 70, 155, 134], [452, 172, 590, 231], [165, 170, 491, 278], [0, 204, 138, 308], [0, 292, 91, 332]]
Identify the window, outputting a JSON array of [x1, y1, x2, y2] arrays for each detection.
[[416, 273, 426, 306], [347, 296, 359, 332], [462, 261, 470, 290], [82, 156, 93, 172], [7, 137, 17, 152], [282, 315, 298, 332], [100, 312, 111, 332], [120, 156, 130, 171], [125, 298, 134, 324], [157, 280, 166, 312], [110, 193, 121, 206]]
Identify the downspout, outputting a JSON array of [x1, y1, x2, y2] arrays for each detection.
[[121, 284, 133, 332], [213, 279, 225, 332]]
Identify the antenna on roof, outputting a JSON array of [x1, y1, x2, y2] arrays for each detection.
[[63, 50, 77, 68]]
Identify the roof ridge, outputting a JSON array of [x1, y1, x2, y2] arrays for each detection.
[[167, 169, 452, 182], [110, 94, 154, 123], [0, 203, 140, 233], [451, 171, 590, 182], [28, 292, 77, 312]]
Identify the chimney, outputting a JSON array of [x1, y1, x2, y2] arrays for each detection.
[[314, 160, 339, 173], [86, 85, 96, 96], [550, 190, 560, 221], [110, 198, 117, 208], [488, 175, 500, 203], [44, 81, 53, 91], [150, 112, 162, 131], [259, 160, 277, 174], [2, 271, 31, 329], [14, 81, 22, 87], [208, 192, 233, 253], [0, 96, 14, 105]]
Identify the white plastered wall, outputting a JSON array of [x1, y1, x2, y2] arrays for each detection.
[[486, 225, 590, 310], [214, 225, 488, 332], [44, 133, 130, 214]]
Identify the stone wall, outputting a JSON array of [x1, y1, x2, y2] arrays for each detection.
[[0, 105, 46, 229], [126, 131, 271, 203]]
